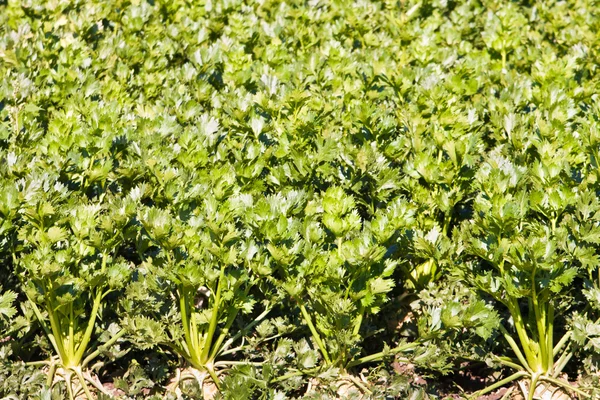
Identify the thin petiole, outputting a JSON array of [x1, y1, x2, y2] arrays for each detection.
[[553, 331, 571, 357], [346, 342, 418, 368], [299, 303, 331, 365], [539, 375, 591, 398], [81, 328, 126, 368], [73, 367, 94, 400], [473, 371, 528, 398], [552, 350, 573, 378], [498, 324, 533, 375]]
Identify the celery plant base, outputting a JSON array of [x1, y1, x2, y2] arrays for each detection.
[[517, 380, 571, 400], [166, 366, 220, 400], [46, 365, 114, 400]]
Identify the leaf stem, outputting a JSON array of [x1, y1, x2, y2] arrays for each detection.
[[26, 296, 62, 357], [68, 303, 75, 362], [213, 360, 263, 367], [201, 264, 227, 364], [474, 371, 528, 398], [546, 302, 554, 372], [208, 306, 240, 361], [353, 305, 364, 336], [494, 356, 525, 371], [65, 372, 75, 400], [45, 299, 68, 364], [528, 373, 540, 400], [346, 341, 418, 368], [73, 367, 94, 400], [298, 302, 331, 365], [47, 362, 57, 387], [553, 331, 571, 357], [498, 323, 533, 375], [552, 349, 572, 377], [346, 374, 372, 395], [73, 287, 104, 366], [539, 375, 590, 398], [530, 266, 548, 372], [206, 365, 221, 390], [507, 299, 539, 372], [219, 306, 272, 356], [81, 328, 125, 368], [179, 285, 197, 364]]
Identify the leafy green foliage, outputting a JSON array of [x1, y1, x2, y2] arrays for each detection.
[[2, 0, 600, 398], [254, 186, 412, 375]]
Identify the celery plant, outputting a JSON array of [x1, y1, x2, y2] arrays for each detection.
[[257, 188, 418, 392], [14, 180, 134, 399], [459, 147, 592, 399], [137, 192, 271, 395]]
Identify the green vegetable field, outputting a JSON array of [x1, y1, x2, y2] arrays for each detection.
[[2, 0, 600, 398]]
